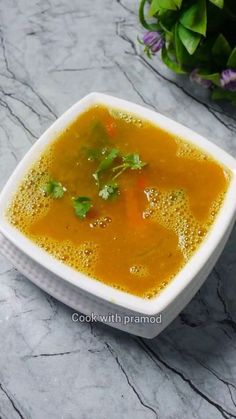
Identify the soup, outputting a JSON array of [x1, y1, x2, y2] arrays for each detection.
[[7, 105, 230, 298]]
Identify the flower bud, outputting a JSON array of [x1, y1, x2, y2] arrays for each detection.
[[220, 69, 236, 92]]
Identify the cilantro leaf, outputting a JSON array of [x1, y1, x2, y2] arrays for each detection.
[[72, 196, 92, 219], [42, 181, 65, 199], [99, 182, 119, 200], [122, 153, 147, 170], [93, 148, 119, 184], [112, 153, 147, 180]]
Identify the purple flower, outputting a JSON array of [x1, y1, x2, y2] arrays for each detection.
[[143, 31, 160, 46], [142, 31, 164, 56], [150, 37, 165, 53], [220, 69, 236, 92], [190, 69, 212, 88]]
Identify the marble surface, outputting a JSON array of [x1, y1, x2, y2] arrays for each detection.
[[0, 0, 236, 418]]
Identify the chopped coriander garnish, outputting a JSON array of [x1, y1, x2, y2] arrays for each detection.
[[72, 196, 92, 219], [99, 182, 119, 200], [42, 181, 65, 199], [112, 153, 147, 180], [123, 153, 147, 170], [41, 147, 147, 218]]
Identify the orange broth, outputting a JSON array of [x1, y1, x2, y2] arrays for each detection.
[[7, 105, 230, 298]]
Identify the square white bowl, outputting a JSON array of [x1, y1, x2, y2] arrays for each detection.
[[0, 92, 236, 338]]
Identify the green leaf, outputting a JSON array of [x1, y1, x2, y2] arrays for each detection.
[[212, 34, 232, 65], [158, 10, 178, 36], [173, 0, 182, 7], [42, 181, 65, 199], [174, 23, 184, 64], [122, 153, 147, 170], [159, 21, 173, 39], [174, 23, 194, 65], [227, 47, 236, 67], [72, 197, 92, 219], [93, 148, 119, 185], [180, 0, 207, 36], [161, 45, 187, 74], [178, 23, 202, 55], [212, 87, 236, 105], [155, 0, 177, 10], [99, 182, 119, 200], [97, 148, 119, 172], [209, 0, 224, 8], [111, 153, 147, 181], [139, 0, 159, 30], [149, 0, 161, 16]]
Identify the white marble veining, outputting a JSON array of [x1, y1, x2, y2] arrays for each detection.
[[0, 1, 236, 418]]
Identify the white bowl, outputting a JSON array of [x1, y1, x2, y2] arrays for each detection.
[[0, 92, 236, 338]]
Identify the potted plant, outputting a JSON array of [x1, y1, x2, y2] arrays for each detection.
[[139, 0, 236, 104]]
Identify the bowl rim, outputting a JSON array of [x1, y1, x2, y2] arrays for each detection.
[[0, 92, 236, 316]]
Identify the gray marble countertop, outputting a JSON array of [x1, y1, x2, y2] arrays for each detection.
[[1, 1, 236, 418]]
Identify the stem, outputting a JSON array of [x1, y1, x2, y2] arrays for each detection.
[[112, 167, 127, 181], [112, 164, 126, 172], [139, 0, 159, 31]]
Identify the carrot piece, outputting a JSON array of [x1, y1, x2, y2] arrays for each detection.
[[124, 172, 151, 227], [104, 116, 117, 137], [106, 122, 116, 137], [124, 187, 143, 227], [137, 172, 149, 190]]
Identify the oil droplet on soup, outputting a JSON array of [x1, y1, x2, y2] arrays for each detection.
[[7, 105, 231, 298]]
